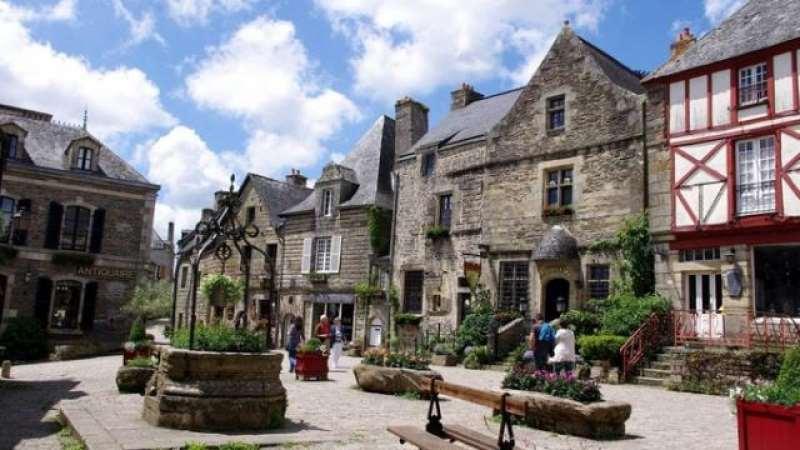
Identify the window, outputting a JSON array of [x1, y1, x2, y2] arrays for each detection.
[[180, 266, 189, 288], [61, 206, 91, 251], [739, 63, 768, 106], [547, 95, 565, 130], [679, 247, 721, 262], [2, 134, 18, 159], [430, 294, 442, 312], [737, 137, 775, 215], [545, 168, 573, 208], [686, 273, 723, 313], [587, 265, 611, 299], [499, 262, 529, 312], [322, 190, 333, 217], [76, 147, 94, 171], [0, 196, 14, 243], [246, 206, 256, 224], [403, 270, 424, 313], [12, 199, 31, 246], [314, 236, 332, 272], [421, 152, 436, 177], [438, 194, 452, 229], [50, 280, 82, 330]]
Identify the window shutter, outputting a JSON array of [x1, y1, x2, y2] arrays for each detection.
[[81, 282, 98, 331], [330, 235, 342, 273], [34, 277, 53, 327], [44, 201, 63, 249], [89, 208, 106, 253], [301, 237, 312, 274]]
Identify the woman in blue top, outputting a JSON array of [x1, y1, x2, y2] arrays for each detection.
[[286, 317, 304, 373]]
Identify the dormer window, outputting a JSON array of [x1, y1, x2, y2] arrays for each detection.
[[2, 134, 19, 159], [739, 63, 768, 106], [76, 147, 94, 171], [322, 189, 333, 217]]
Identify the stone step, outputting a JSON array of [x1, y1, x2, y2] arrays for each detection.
[[649, 361, 672, 371], [655, 353, 681, 362], [661, 346, 689, 354], [641, 368, 671, 379], [483, 364, 511, 372], [634, 376, 667, 387]]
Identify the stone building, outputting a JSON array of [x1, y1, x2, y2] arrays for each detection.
[[0, 103, 159, 356], [392, 25, 647, 331], [643, 0, 800, 343], [278, 116, 395, 348], [173, 172, 310, 340], [147, 223, 174, 282]]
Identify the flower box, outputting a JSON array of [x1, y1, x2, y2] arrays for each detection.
[[123, 344, 152, 366], [296, 351, 329, 381], [737, 399, 800, 450]]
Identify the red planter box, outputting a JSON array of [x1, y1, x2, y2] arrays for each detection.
[[737, 399, 800, 450], [295, 351, 328, 381]]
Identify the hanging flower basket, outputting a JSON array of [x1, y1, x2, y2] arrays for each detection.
[[199, 274, 243, 306]]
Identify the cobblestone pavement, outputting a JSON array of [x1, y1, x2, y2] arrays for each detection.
[[0, 354, 737, 449]]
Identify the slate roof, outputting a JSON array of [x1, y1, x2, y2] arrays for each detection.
[[281, 115, 395, 215], [0, 104, 151, 185], [578, 37, 644, 94], [403, 88, 523, 157], [644, 0, 800, 81], [241, 173, 312, 226], [151, 229, 170, 250], [532, 225, 579, 261]]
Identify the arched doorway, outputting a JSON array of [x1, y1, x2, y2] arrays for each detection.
[[544, 278, 570, 322]]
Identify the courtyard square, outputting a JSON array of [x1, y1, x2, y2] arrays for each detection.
[[1, 353, 737, 450]]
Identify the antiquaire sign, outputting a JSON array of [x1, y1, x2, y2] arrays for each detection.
[[76, 266, 137, 280]]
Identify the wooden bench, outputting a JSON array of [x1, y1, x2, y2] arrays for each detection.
[[387, 378, 528, 450]]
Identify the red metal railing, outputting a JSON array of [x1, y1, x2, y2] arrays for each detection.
[[673, 310, 800, 350], [620, 313, 671, 382]]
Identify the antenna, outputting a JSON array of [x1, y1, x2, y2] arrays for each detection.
[[82, 107, 88, 130]]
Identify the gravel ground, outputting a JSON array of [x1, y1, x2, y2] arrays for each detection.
[[0, 353, 737, 449]]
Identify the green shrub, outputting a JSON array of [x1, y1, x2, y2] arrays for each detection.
[[219, 442, 259, 450], [777, 346, 800, 391], [433, 343, 454, 355], [577, 335, 626, 365], [127, 357, 155, 368], [463, 345, 491, 369], [597, 292, 670, 336], [299, 338, 322, 353], [385, 352, 430, 370], [455, 304, 493, 352], [670, 349, 784, 396], [128, 317, 147, 343], [559, 309, 601, 337], [199, 274, 244, 306], [184, 442, 207, 450], [394, 313, 423, 326], [171, 324, 264, 352], [0, 317, 48, 361], [505, 343, 528, 367], [502, 368, 602, 403]]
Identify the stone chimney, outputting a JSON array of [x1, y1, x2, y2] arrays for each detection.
[[201, 208, 215, 222], [450, 83, 484, 110], [394, 97, 429, 157], [670, 27, 696, 61], [167, 222, 175, 245], [214, 190, 227, 209], [285, 169, 307, 187]]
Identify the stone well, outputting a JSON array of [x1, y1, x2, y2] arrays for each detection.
[[143, 347, 286, 431], [353, 363, 442, 396]]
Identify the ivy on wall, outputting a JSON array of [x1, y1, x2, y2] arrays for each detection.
[[587, 212, 655, 297], [366, 206, 392, 256]]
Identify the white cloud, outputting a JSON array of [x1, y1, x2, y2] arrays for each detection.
[[0, 1, 175, 140], [164, 0, 258, 26], [147, 126, 235, 235], [704, 0, 746, 25], [330, 152, 345, 163], [11, 0, 77, 23], [185, 15, 360, 177], [112, 0, 165, 48], [315, 0, 610, 102]]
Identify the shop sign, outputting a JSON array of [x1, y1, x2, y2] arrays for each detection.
[[76, 266, 137, 280]]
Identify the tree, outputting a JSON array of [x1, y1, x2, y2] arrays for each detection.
[[123, 279, 172, 321]]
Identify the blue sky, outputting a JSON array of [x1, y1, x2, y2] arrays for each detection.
[[0, 0, 746, 236]]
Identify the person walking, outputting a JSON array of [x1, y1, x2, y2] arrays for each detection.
[[533, 313, 555, 371], [315, 315, 331, 348], [550, 318, 576, 374], [330, 318, 345, 369], [286, 317, 304, 373]]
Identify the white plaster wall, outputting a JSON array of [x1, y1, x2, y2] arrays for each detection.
[[712, 70, 731, 127], [670, 81, 686, 133], [774, 52, 794, 114], [689, 76, 708, 130]]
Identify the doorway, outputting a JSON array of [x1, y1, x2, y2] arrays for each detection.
[[754, 246, 800, 316], [544, 278, 569, 322], [685, 273, 723, 338]]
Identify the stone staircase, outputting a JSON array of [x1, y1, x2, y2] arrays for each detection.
[[632, 346, 687, 387]]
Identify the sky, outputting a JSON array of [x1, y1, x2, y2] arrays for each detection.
[[0, 0, 747, 238]]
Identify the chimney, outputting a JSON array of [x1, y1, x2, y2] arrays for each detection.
[[285, 169, 307, 187], [670, 27, 696, 61], [450, 83, 484, 110], [180, 229, 192, 241], [394, 97, 429, 157], [201, 208, 215, 222], [167, 222, 175, 245], [214, 190, 227, 209]]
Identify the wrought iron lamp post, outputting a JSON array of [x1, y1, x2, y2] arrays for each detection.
[[187, 175, 276, 349]]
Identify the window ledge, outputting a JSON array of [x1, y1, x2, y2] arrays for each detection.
[[737, 100, 768, 110], [546, 128, 565, 137], [543, 206, 574, 217]]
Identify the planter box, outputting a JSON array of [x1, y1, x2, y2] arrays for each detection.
[[116, 366, 155, 394], [737, 399, 800, 450], [352, 364, 442, 397], [123, 346, 152, 366], [143, 347, 286, 431], [296, 351, 328, 381], [507, 389, 631, 439], [431, 354, 458, 367]]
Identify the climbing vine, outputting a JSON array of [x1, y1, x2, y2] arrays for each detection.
[[587, 212, 654, 297], [366, 206, 392, 256]]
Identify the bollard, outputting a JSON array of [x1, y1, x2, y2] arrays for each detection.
[[1, 360, 11, 378]]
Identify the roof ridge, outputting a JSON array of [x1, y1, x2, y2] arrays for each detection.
[[475, 86, 526, 102], [577, 35, 643, 80], [248, 172, 312, 190]]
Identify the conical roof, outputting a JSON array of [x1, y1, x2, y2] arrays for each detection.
[[532, 225, 578, 261]]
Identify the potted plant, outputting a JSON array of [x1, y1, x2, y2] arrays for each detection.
[[431, 343, 457, 367], [200, 274, 243, 307], [424, 225, 450, 240], [116, 356, 156, 394], [736, 346, 800, 450], [123, 317, 153, 365], [295, 338, 328, 381]]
